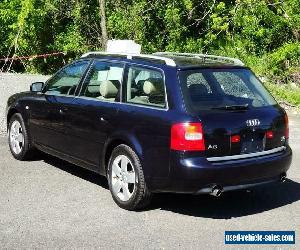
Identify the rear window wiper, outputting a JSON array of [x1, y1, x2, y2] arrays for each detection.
[[212, 104, 249, 110]]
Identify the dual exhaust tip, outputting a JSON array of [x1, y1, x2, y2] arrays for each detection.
[[280, 173, 287, 183], [209, 173, 287, 197], [210, 185, 223, 197]]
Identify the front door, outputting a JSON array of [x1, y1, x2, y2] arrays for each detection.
[[29, 60, 90, 154]]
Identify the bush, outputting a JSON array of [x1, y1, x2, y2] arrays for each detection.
[[265, 82, 300, 106], [265, 43, 300, 84]]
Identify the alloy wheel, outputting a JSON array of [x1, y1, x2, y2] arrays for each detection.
[[9, 120, 24, 155], [111, 155, 136, 201]]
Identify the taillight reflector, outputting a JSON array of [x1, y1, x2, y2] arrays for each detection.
[[170, 123, 205, 151], [284, 113, 289, 139], [231, 135, 241, 143], [266, 130, 274, 139]]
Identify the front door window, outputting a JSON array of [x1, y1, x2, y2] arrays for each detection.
[[44, 61, 89, 95]]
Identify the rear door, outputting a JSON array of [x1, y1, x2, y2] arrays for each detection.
[[178, 68, 288, 157], [119, 64, 170, 178]]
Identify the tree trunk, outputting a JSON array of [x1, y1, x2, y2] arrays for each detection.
[[98, 0, 108, 49]]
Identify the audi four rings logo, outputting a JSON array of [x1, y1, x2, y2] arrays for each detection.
[[246, 119, 261, 126]]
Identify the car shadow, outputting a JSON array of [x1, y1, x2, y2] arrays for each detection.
[[40, 153, 300, 219], [149, 180, 300, 218], [41, 152, 109, 190]]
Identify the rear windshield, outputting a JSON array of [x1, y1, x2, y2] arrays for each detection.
[[178, 68, 277, 111]]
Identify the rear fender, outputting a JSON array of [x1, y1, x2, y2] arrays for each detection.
[[100, 132, 143, 176]]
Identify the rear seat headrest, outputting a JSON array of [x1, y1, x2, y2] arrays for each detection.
[[189, 84, 208, 95], [143, 79, 163, 95], [100, 80, 119, 98]]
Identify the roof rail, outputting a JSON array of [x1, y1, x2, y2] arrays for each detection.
[[153, 52, 245, 66], [81, 51, 176, 67]]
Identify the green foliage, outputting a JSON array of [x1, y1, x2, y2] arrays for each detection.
[[233, 0, 291, 54], [1, 0, 300, 106], [267, 43, 300, 76], [265, 82, 300, 106]]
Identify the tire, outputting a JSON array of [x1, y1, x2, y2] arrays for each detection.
[[8, 113, 34, 160], [107, 144, 152, 210]]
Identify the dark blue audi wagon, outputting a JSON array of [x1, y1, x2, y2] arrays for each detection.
[[6, 52, 292, 210]]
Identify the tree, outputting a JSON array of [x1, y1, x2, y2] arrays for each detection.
[[98, 0, 108, 48], [0, 0, 299, 79]]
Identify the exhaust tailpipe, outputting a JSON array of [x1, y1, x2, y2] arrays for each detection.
[[211, 185, 223, 197], [280, 173, 287, 183]]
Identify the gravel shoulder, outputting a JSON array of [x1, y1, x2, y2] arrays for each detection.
[[0, 73, 49, 136]]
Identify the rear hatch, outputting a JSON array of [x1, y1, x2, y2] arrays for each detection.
[[178, 67, 288, 157], [200, 107, 287, 157]]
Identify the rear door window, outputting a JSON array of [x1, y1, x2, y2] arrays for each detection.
[[81, 60, 124, 102]]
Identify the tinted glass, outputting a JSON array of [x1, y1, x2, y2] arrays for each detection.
[[179, 68, 277, 111], [126, 66, 166, 108], [82, 61, 123, 101], [45, 61, 89, 95]]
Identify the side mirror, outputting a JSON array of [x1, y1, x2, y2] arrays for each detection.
[[30, 82, 44, 92]]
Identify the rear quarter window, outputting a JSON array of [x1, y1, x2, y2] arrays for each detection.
[[126, 66, 167, 108]]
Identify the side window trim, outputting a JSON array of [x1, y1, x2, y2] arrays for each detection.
[[123, 63, 168, 110], [76, 59, 96, 97], [77, 59, 125, 103], [74, 60, 94, 96], [42, 59, 91, 96]]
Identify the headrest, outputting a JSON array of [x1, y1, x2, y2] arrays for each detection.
[[143, 79, 163, 95], [100, 80, 119, 98], [189, 84, 208, 96]]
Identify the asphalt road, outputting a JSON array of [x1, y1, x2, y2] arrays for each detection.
[[0, 114, 299, 249]]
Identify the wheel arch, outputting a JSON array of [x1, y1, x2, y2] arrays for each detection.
[[101, 134, 143, 176], [7, 108, 20, 131]]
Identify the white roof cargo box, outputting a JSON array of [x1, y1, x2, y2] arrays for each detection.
[[106, 40, 141, 54]]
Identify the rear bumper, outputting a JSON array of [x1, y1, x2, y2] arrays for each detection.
[[148, 146, 292, 193], [196, 175, 283, 194]]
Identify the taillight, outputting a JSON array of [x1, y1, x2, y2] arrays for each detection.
[[284, 113, 289, 139], [170, 123, 205, 151]]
